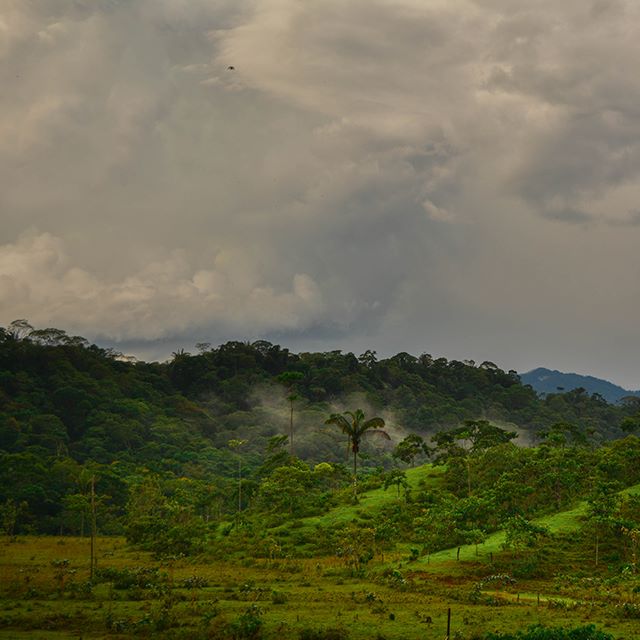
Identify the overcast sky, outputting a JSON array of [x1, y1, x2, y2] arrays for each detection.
[[2, 0, 640, 387]]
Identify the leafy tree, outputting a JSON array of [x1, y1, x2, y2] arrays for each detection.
[[539, 422, 587, 448], [257, 435, 292, 478], [383, 469, 409, 499], [125, 475, 211, 555], [621, 413, 640, 434], [392, 434, 432, 467], [621, 526, 640, 573], [432, 420, 517, 496], [0, 498, 28, 538], [229, 439, 249, 514], [502, 515, 549, 557], [585, 480, 621, 567], [334, 523, 376, 575]]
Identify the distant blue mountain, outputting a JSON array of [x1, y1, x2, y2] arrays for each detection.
[[520, 367, 640, 405]]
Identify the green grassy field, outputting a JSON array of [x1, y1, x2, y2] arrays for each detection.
[[2, 535, 637, 640], [2, 477, 640, 639]]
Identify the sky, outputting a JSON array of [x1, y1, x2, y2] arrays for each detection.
[[2, 0, 640, 388]]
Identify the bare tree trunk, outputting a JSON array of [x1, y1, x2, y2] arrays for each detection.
[[289, 399, 294, 457], [90, 476, 96, 580], [353, 450, 358, 499], [238, 458, 242, 513]]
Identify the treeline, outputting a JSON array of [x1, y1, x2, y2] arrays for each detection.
[[1, 319, 639, 535]]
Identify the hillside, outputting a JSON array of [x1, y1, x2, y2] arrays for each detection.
[[1, 320, 637, 535], [4, 324, 640, 639], [521, 367, 640, 404]]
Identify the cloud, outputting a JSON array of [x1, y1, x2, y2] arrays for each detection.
[[2, 0, 640, 385], [0, 230, 324, 341]]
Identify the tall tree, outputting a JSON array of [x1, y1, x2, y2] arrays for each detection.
[[325, 409, 390, 498], [277, 372, 304, 456], [432, 420, 517, 496], [585, 480, 621, 567], [392, 434, 432, 467], [228, 439, 248, 514]]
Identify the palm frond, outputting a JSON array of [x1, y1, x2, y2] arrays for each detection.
[[365, 429, 391, 441], [325, 414, 352, 434], [363, 417, 386, 430]]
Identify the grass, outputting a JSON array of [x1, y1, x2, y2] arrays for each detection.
[[2, 477, 640, 638], [3, 535, 636, 640], [406, 480, 640, 570], [281, 464, 444, 531]]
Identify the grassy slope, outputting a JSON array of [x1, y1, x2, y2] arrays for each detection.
[[288, 463, 640, 570], [299, 464, 444, 529], [417, 482, 640, 567]]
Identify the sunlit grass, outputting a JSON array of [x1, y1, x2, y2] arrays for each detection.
[[2, 480, 640, 638], [294, 463, 444, 530]]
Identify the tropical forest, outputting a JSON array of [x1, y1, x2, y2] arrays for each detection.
[[2, 320, 640, 639]]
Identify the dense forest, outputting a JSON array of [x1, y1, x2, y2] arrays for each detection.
[[2, 319, 639, 539], [4, 321, 640, 639]]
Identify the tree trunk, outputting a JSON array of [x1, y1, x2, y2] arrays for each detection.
[[353, 449, 358, 499], [457, 546, 461, 561], [90, 476, 96, 580], [238, 458, 242, 513], [289, 400, 294, 456]]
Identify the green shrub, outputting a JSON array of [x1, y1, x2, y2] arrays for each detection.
[[483, 624, 614, 639], [228, 604, 263, 640], [298, 627, 349, 640], [94, 566, 168, 590], [182, 575, 209, 589], [616, 601, 640, 618]]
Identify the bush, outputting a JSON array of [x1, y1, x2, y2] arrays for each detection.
[[182, 575, 209, 589], [228, 604, 263, 640], [483, 624, 614, 640], [616, 601, 640, 618], [298, 627, 349, 640], [94, 566, 168, 590]]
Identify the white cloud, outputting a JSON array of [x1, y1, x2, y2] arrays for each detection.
[[0, 231, 325, 341], [2, 0, 640, 384]]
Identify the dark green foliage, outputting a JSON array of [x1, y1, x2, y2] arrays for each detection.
[[298, 628, 349, 640], [94, 566, 169, 590], [1, 320, 639, 539], [392, 433, 432, 466], [227, 604, 263, 640], [483, 624, 613, 639]]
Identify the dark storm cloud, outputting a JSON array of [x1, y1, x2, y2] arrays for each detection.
[[2, 0, 640, 386]]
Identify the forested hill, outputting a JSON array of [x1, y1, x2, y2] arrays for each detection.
[[1, 320, 638, 533], [1, 322, 631, 461], [521, 367, 640, 404]]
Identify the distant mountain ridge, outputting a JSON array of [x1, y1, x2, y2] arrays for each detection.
[[521, 367, 640, 404]]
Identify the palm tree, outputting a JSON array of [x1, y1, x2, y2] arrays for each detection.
[[325, 409, 390, 498]]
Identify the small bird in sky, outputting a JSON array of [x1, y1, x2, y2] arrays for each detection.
[[227, 65, 235, 71]]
